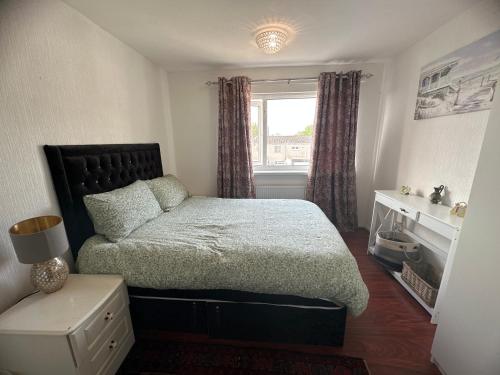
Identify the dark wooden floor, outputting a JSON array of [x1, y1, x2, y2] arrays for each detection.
[[137, 230, 440, 375]]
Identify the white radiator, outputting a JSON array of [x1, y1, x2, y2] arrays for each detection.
[[255, 185, 306, 199]]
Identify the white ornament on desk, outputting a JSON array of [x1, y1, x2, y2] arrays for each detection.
[[400, 185, 411, 195], [450, 202, 467, 218]]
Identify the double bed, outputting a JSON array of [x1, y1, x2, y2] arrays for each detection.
[[44, 143, 368, 346]]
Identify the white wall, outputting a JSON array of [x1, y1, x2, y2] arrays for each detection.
[[373, 0, 500, 206], [431, 93, 500, 375], [0, 0, 174, 314], [167, 63, 385, 228]]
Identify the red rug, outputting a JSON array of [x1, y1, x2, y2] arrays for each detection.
[[118, 339, 369, 375]]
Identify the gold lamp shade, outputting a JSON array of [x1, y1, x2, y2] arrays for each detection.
[[9, 215, 69, 293]]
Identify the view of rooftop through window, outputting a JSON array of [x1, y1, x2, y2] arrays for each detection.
[[251, 96, 316, 169]]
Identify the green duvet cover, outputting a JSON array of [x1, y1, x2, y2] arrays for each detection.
[[77, 197, 369, 316]]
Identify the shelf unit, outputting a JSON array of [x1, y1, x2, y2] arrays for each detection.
[[368, 190, 463, 323]]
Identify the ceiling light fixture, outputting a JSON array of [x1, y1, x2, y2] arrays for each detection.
[[255, 27, 288, 54]]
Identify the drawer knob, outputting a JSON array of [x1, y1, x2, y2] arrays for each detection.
[[109, 340, 118, 350], [104, 312, 114, 321]]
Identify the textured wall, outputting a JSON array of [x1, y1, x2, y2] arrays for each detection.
[[374, 0, 500, 205], [0, 0, 173, 313], [167, 63, 385, 228]]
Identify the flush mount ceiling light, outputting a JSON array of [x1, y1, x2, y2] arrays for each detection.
[[255, 27, 288, 54]]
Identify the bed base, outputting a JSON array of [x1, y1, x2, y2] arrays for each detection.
[[128, 287, 347, 346]]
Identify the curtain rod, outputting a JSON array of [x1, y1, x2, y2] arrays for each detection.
[[205, 72, 373, 86]]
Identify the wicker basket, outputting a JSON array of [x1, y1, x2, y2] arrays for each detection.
[[401, 261, 440, 307]]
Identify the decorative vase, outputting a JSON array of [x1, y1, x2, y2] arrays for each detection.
[[429, 185, 445, 204]]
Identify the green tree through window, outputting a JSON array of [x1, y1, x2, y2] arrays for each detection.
[[251, 122, 259, 138], [297, 124, 313, 136]]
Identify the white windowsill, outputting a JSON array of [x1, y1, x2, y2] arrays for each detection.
[[254, 170, 308, 176]]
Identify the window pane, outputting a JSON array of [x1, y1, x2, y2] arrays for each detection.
[[267, 98, 315, 167], [250, 101, 262, 165]]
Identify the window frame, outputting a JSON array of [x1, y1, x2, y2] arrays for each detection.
[[251, 91, 317, 172], [250, 99, 264, 166]]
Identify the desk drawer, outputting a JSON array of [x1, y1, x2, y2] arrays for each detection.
[[397, 203, 419, 221], [376, 193, 420, 221]]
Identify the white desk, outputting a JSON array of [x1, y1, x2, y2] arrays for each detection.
[[368, 190, 463, 323]]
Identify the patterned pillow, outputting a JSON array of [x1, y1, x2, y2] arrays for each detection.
[[83, 180, 162, 242], [146, 175, 190, 211]]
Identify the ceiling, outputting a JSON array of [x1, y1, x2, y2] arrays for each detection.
[[63, 0, 477, 71]]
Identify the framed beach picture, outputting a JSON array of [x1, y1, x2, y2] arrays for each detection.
[[414, 29, 500, 120]]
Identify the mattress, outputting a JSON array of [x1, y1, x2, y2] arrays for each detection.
[[77, 197, 369, 316]]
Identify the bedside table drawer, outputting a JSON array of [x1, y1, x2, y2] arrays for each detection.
[[84, 286, 127, 349], [90, 312, 133, 375]]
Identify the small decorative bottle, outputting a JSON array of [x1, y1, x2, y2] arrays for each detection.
[[429, 185, 445, 204]]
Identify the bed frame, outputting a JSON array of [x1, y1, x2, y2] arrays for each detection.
[[44, 143, 347, 346]]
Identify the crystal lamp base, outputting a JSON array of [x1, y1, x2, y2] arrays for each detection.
[[31, 256, 69, 293]]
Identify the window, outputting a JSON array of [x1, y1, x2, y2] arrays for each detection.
[[251, 93, 316, 170]]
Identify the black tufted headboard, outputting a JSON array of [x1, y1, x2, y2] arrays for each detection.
[[44, 143, 163, 258]]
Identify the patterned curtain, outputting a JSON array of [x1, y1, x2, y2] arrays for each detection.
[[306, 71, 361, 231], [217, 76, 256, 198]]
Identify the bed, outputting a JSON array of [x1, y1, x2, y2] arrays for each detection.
[[44, 143, 368, 346]]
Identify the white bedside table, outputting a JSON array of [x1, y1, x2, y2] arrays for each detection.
[[0, 274, 134, 375]]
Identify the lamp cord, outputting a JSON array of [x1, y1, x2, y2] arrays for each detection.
[[16, 289, 40, 304]]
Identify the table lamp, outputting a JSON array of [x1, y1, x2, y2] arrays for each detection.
[[9, 215, 69, 293]]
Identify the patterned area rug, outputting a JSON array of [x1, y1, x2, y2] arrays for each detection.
[[117, 339, 369, 375]]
